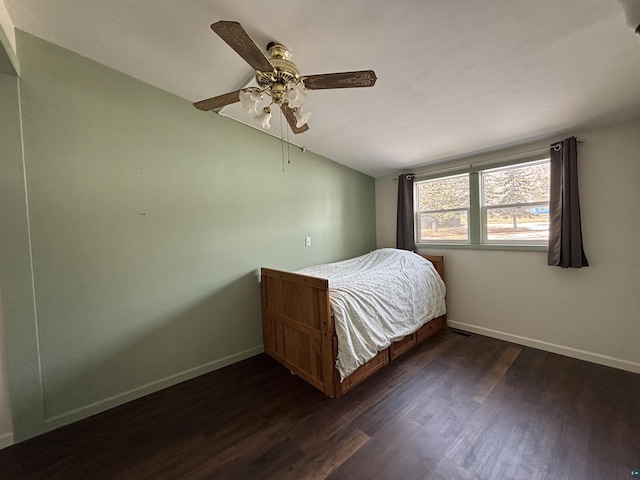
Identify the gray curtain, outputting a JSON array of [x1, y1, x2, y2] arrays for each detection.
[[396, 174, 416, 251], [548, 136, 589, 268]]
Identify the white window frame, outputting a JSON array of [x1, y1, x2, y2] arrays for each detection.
[[414, 156, 550, 250], [415, 172, 471, 245]]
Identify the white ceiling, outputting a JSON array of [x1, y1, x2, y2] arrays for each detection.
[[5, 0, 640, 177]]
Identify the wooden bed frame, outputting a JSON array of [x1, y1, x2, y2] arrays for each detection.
[[261, 254, 446, 397]]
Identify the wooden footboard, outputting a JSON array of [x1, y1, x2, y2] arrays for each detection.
[[261, 268, 336, 397], [261, 254, 446, 398]]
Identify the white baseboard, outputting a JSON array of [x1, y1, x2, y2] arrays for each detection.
[[447, 320, 640, 375], [44, 345, 264, 431], [0, 432, 14, 449]]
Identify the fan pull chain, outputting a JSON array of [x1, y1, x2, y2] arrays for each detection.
[[280, 111, 285, 171], [286, 120, 291, 164]]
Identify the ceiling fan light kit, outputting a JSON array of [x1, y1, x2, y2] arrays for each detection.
[[254, 106, 272, 129], [293, 108, 311, 128], [239, 88, 262, 114], [193, 20, 377, 134], [288, 82, 306, 107], [239, 43, 311, 130]]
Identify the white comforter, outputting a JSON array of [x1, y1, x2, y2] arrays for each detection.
[[297, 248, 446, 381]]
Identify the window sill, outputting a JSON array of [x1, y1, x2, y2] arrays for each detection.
[[416, 243, 547, 252]]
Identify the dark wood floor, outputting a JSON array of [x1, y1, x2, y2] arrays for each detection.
[[1, 330, 639, 480]]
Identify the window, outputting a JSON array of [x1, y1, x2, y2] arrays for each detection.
[[416, 173, 470, 243], [415, 158, 550, 248]]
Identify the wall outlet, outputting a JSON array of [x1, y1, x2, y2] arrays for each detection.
[[305, 236, 312, 247]]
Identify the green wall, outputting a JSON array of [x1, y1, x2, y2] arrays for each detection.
[[0, 71, 31, 445], [0, 31, 376, 442]]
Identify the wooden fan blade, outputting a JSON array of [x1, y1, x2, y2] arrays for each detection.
[[281, 104, 310, 134], [211, 21, 274, 73], [193, 90, 241, 111], [302, 70, 377, 90]]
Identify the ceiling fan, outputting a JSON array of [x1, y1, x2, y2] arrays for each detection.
[[193, 21, 377, 134]]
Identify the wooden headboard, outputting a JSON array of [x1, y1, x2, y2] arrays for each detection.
[[421, 254, 445, 283]]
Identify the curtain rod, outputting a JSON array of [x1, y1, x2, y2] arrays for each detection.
[[393, 138, 585, 180]]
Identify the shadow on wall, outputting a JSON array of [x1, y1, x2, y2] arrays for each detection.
[[40, 271, 263, 431]]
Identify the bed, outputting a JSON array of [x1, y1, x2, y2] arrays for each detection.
[[261, 249, 447, 397]]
